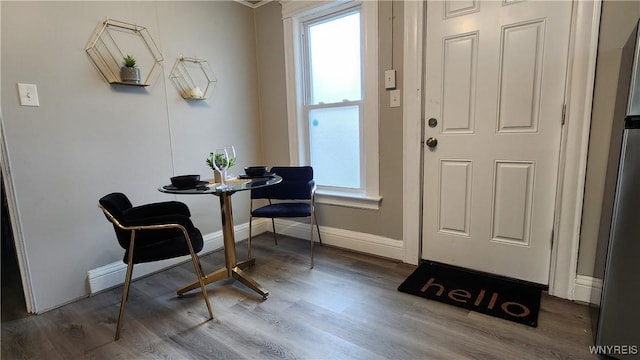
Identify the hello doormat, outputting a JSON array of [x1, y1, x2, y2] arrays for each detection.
[[398, 261, 543, 327]]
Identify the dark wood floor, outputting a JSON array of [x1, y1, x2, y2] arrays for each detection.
[[1, 233, 596, 359]]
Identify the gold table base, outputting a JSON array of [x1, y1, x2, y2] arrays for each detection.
[[176, 190, 269, 299], [176, 258, 268, 299]]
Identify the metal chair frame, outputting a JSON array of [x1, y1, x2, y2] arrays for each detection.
[[99, 205, 213, 340], [247, 183, 322, 268]]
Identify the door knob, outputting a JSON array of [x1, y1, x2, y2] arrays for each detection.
[[426, 137, 438, 148]]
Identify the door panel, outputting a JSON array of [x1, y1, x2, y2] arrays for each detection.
[[498, 20, 545, 133], [491, 160, 535, 246], [438, 160, 472, 236], [422, 0, 572, 284], [442, 32, 478, 134]]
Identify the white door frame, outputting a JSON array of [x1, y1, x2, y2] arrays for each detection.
[[0, 116, 36, 313], [0, 5, 36, 313], [402, 0, 602, 300]]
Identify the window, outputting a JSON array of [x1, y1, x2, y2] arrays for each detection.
[[305, 10, 362, 189], [282, 1, 380, 209]]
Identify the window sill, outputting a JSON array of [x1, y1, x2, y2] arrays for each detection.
[[315, 189, 382, 210]]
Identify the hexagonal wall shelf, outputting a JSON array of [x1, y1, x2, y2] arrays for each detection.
[[169, 57, 218, 100], [85, 18, 164, 87]]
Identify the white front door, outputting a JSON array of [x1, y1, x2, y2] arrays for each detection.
[[421, 0, 572, 284]]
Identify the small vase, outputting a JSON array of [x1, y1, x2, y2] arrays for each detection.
[[214, 169, 226, 184]]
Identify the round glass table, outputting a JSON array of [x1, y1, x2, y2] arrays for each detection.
[[158, 175, 282, 299]]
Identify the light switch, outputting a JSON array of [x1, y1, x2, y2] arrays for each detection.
[[385, 69, 396, 89], [390, 89, 400, 108], [18, 83, 40, 107]]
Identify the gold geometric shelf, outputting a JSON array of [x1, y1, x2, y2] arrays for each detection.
[[85, 19, 163, 87], [169, 57, 218, 100]]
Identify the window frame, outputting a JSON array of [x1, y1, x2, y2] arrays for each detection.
[[302, 7, 364, 191], [282, 1, 381, 210]]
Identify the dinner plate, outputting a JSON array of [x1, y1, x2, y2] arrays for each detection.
[[162, 181, 209, 190], [238, 172, 276, 179]]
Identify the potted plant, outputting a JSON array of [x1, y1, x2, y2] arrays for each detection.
[[120, 54, 141, 83], [207, 152, 235, 183]]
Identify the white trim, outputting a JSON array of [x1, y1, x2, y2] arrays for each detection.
[[401, 0, 424, 266], [234, 0, 272, 9], [0, 116, 36, 313], [283, 16, 304, 165], [281, 1, 349, 19], [272, 218, 404, 260], [548, 0, 602, 300], [316, 189, 382, 210], [88, 217, 404, 294], [87, 220, 269, 295], [361, 1, 379, 198], [401, 0, 602, 299], [282, 1, 379, 199], [574, 275, 603, 305]]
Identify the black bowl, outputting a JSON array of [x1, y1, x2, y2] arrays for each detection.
[[244, 166, 268, 177], [170, 174, 200, 188]]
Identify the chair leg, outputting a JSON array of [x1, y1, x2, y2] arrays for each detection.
[[248, 215, 253, 259], [188, 252, 214, 319], [309, 215, 315, 269], [271, 219, 278, 245], [182, 231, 214, 320], [195, 257, 207, 281], [115, 231, 136, 341], [115, 260, 134, 340], [314, 211, 322, 245]]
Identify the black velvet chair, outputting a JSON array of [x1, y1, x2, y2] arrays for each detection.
[[98, 192, 213, 340], [247, 166, 322, 268]]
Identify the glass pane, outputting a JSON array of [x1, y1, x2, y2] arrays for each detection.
[[309, 106, 361, 188], [308, 12, 361, 104]]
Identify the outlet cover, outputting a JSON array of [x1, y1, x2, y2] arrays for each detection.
[[390, 89, 400, 108]]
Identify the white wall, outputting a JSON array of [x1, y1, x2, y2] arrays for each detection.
[[254, 2, 289, 167], [1, 1, 262, 312]]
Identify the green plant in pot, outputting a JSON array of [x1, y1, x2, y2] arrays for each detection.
[[207, 152, 236, 182], [206, 153, 236, 170], [120, 54, 141, 83]]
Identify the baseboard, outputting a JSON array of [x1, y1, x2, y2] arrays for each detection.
[[272, 219, 404, 260], [87, 219, 270, 295], [574, 275, 603, 305], [88, 218, 403, 294]]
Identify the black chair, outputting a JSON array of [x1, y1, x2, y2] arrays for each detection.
[[98, 192, 213, 340], [247, 166, 322, 268]]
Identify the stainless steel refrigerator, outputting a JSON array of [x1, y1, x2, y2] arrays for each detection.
[[596, 19, 640, 360]]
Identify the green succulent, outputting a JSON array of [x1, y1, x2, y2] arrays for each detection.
[[123, 55, 137, 68], [206, 152, 235, 170]]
